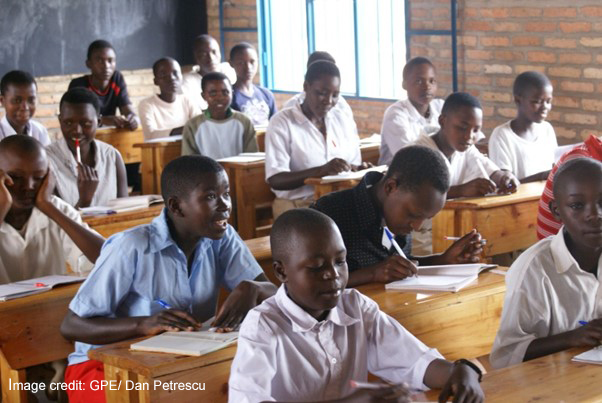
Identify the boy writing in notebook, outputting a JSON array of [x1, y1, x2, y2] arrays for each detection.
[[61, 155, 276, 402], [0, 70, 50, 146], [229, 208, 484, 402], [414, 92, 519, 198], [313, 145, 484, 287], [491, 158, 602, 368], [489, 71, 557, 183], [181, 72, 257, 159], [0, 135, 104, 284], [69, 39, 138, 130]]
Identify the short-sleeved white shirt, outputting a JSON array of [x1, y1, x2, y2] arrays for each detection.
[[490, 229, 602, 369], [0, 195, 94, 284], [489, 120, 558, 180], [283, 92, 354, 121], [0, 116, 51, 146], [228, 285, 443, 403], [182, 63, 237, 110], [138, 93, 201, 141], [265, 102, 361, 200]]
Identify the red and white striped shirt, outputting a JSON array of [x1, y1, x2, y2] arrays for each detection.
[[536, 135, 602, 239]]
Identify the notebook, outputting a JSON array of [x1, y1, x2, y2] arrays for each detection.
[[416, 263, 497, 276], [572, 346, 602, 365], [79, 195, 163, 215], [217, 152, 266, 163], [130, 328, 238, 356], [0, 275, 86, 302], [385, 274, 478, 293], [320, 165, 388, 183]]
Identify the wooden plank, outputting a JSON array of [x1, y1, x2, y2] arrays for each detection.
[[103, 364, 141, 403], [96, 128, 145, 164], [443, 181, 545, 209], [430, 208, 457, 254], [256, 128, 266, 152], [360, 143, 380, 165], [0, 349, 26, 403], [83, 205, 164, 238]]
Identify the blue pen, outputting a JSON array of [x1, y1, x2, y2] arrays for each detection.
[[155, 299, 172, 309], [384, 227, 407, 259], [579, 320, 588, 326]]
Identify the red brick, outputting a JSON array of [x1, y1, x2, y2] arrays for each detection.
[[493, 22, 522, 32], [555, 126, 578, 140], [553, 96, 580, 109], [558, 53, 592, 64], [482, 92, 512, 102], [580, 6, 602, 17], [544, 38, 577, 49], [559, 22, 591, 33], [431, 7, 449, 18], [459, 36, 477, 47], [544, 7, 577, 18], [412, 8, 429, 18], [463, 21, 492, 31], [584, 68, 602, 79], [515, 65, 547, 74], [509, 8, 542, 17], [580, 130, 598, 141], [582, 99, 602, 112], [560, 81, 595, 92], [463, 8, 478, 18], [467, 76, 492, 86], [580, 37, 602, 47], [496, 77, 516, 87], [494, 50, 524, 61], [548, 67, 581, 78], [525, 22, 557, 32], [466, 49, 493, 60], [484, 64, 512, 74], [479, 8, 509, 18], [480, 37, 510, 47], [527, 51, 557, 63], [512, 36, 541, 47], [564, 113, 597, 125], [497, 108, 517, 118]]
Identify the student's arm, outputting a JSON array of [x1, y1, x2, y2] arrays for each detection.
[[447, 178, 496, 198], [75, 163, 99, 208], [241, 117, 258, 153], [380, 105, 414, 157], [181, 118, 201, 155], [423, 359, 483, 403], [0, 170, 14, 224], [267, 159, 351, 190], [416, 229, 484, 266], [347, 256, 417, 287], [490, 169, 520, 194], [114, 151, 128, 198], [36, 171, 105, 263], [118, 104, 139, 130], [138, 100, 172, 140], [519, 169, 552, 184]]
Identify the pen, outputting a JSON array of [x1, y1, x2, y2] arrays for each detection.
[[579, 320, 588, 326], [444, 236, 487, 244], [155, 299, 172, 309], [384, 227, 407, 259], [75, 138, 82, 164]]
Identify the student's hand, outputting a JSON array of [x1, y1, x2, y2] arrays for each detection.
[[351, 162, 374, 172], [0, 170, 14, 222], [372, 256, 418, 283], [124, 114, 138, 130], [34, 169, 56, 213], [441, 229, 484, 264], [170, 126, 184, 136], [494, 171, 519, 194], [567, 319, 602, 347], [438, 362, 484, 403], [319, 158, 351, 177], [76, 163, 99, 208], [137, 309, 201, 336], [459, 178, 496, 197], [212, 280, 259, 330], [344, 383, 411, 403]]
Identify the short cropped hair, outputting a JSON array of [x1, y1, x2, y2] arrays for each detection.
[[307, 51, 336, 68], [229, 42, 255, 61], [152, 57, 177, 76], [161, 155, 225, 201], [194, 34, 217, 45], [87, 39, 114, 60], [385, 145, 450, 194], [59, 88, 101, 115], [441, 92, 482, 116], [0, 134, 45, 158], [201, 72, 230, 92], [270, 208, 337, 261], [0, 70, 36, 95], [304, 60, 340, 84], [402, 57, 435, 82], [553, 157, 602, 199], [513, 71, 552, 97]]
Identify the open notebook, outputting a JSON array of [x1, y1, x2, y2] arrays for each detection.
[[385, 263, 496, 293], [572, 346, 602, 365], [320, 165, 388, 183], [79, 195, 163, 216], [217, 152, 266, 163], [0, 275, 86, 301]]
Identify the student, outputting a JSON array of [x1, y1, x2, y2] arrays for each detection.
[[414, 92, 519, 198], [182, 34, 237, 110], [138, 57, 200, 141], [229, 208, 484, 402], [229, 42, 277, 127], [69, 39, 138, 130], [46, 88, 127, 208], [0, 135, 104, 284], [313, 145, 484, 287], [266, 60, 362, 218], [490, 158, 602, 369], [282, 51, 354, 120], [489, 71, 557, 183], [0, 70, 50, 146], [181, 72, 257, 158], [537, 134, 602, 239], [61, 155, 277, 402]]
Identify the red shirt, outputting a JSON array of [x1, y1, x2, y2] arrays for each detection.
[[536, 135, 602, 239]]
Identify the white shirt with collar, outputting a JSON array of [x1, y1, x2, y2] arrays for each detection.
[[413, 133, 499, 186], [490, 228, 602, 369], [0, 195, 95, 284], [228, 285, 443, 403], [283, 92, 355, 121], [265, 102, 362, 200], [138, 93, 201, 141], [0, 115, 51, 146], [181, 63, 237, 110]]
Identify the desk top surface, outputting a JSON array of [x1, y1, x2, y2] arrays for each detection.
[[444, 181, 545, 209], [82, 204, 165, 226]]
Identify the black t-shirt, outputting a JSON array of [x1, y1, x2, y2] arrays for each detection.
[[69, 71, 131, 117], [312, 171, 412, 272]]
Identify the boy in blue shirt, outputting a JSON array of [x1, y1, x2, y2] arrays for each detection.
[[61, 155, 276, 402]]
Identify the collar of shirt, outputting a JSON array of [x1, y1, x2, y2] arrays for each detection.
[[584, 135, 602, 162], [402, 99, 433, 124], [551, 227, 602, 275], [354, 171, 386, 233], [204, 107, 233, 120], [0, 205, 50, 237], [289, 100, 332, 127], [0, 115, 30, 136], [275, 285, 360, 333], [148, 208, 211, 255]]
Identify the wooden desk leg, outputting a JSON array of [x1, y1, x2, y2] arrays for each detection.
[[432, 209, 457, 254], [140, 148, 155, 195], [0, 349, 26, 403], [104, 364, 142, 403]]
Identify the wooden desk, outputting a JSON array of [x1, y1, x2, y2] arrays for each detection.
[[419, 349, 601, 402], [305, 177, 361, 200], [360, 142, 380, 165], [135, 139, 181, 195], [432, 181, 545, 256], [83, 205, 164, 238], [96, 127, 144, 164]]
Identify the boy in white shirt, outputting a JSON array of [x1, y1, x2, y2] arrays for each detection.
[[138, 57, 201, 141], [490, 158, 602, 369], [229, 208, 484, 403], [0, 70, 50, 146], [489, 71, 557, 183], [0, 135, 104, 284]]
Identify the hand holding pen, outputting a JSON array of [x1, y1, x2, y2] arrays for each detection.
[[369, 228, 418, 283], [136, 299, 201, 336]]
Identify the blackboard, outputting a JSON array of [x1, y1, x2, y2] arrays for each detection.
[[0, 0, 207, 77]]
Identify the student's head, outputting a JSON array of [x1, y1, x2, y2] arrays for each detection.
[[201, 72, 232, 117], [85, 39, 116, 81], [0, 70, 38, 129], [402, 57, 437, 108], [0, 135, 48, 211], [513, 71, 553, 124], [161, 155, 231, 240], [381, 146, 449, 236], [58, 88, 101, 147], [271, 208, 348, 320], [306, 51, 336, 68], [193, 34, 222, 72], [229, 42, 258, 84], [439, 92, 483, 152], [152, 57, 182, 96], [550, 158, 602, 250], [302, 60, 340, 119]]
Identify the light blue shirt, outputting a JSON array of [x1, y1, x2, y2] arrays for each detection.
[[67, 209, 263, 365]]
